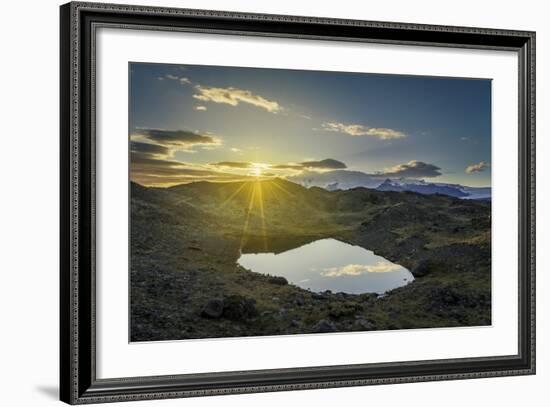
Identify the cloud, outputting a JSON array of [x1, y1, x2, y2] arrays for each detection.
[[131, 154, 349, 187], [321, 262, 402, 277], [465, 161, 490, 174], [163, 76, 281, 113], [130, 128, 222, 153], [130, 141, 171, 158], [210, 161, 253, 169], [321, 122, 369, 136], [366, 128, 407, 139], [163, 74, 192, 85], [131, 157, 198, 171], [320, 122, 406, 139], [300, 158, 347, 169], [381, 160, 442, 178], [206, 158, 348, 177], [271, 158, 347, 171], [230, 147, 241, 153], [193, 85, 281, 113], [130, 154, 252, 187], [132, 165, 246, 187], [271, 164, 306, 170]]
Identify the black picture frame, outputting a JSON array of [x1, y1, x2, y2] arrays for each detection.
[[60, 2, 536, 404]]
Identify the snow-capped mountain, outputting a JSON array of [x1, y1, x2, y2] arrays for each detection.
[[376, 178, 490, 200], [289, 170, 383, 190], [288, 170, 490, 200], [459, 185, 492, 200], [376, 178, 468, 198]]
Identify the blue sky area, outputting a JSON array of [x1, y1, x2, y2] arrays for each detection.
[[129, 62, 491, 187]]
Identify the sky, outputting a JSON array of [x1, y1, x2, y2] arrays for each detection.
[[129, 62, 491, 187]]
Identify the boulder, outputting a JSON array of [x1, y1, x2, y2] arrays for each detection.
[[412, 259, 435, 277], [267, 276, 288, 285], [312, 319, 338, 333], [354, 318, 375, 330], [223, 295, 258, 321], [311, 292, 326, 300], [200, 298, 224, 318], [294, 296, 306, 306]]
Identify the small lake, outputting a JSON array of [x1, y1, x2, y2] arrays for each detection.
[[237, 238, 414, 295]]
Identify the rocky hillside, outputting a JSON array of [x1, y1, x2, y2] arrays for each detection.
[[130, 178, 491, 341]]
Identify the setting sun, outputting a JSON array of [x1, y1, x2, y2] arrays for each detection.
[[250, 163, 268, 177]]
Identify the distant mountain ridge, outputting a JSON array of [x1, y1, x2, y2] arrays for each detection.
[[376, 178, 467, 198], [289, 170, 382, 190], [289, 170, 490, 200], [377, 179, 490, 200]]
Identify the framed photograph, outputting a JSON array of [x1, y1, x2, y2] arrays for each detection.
[[60, 2, 536, 404]]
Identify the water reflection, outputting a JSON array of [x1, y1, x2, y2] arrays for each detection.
[[237, 238, 414, 294]]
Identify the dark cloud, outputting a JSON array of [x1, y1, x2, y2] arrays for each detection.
[[300, 159, 347, 169], [132, 172, 248, 187], [381, 160, 442, 178], [210, 161, 253, 168], [271, 164, 305, 170], [131, 128, 220, 148], [272, 159, 347, 170], [131, 154, 190, 170], [129, 128, 226, 186], [132, 164, 229, 178], [130, 141, 170, 156], [130, 154, 349, 186], [130, 154, 248, 186]]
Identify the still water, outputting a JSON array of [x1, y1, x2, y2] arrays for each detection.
[[237, 238, 414, 295]]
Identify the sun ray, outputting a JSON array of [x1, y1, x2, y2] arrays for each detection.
[[270, 179, 294, 197], [232, 180, 289, 251], [239, 182, 257, 250], [264, 181, 291, 206], [219, 181, 248, 208], [255, 181, 269, 251]]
